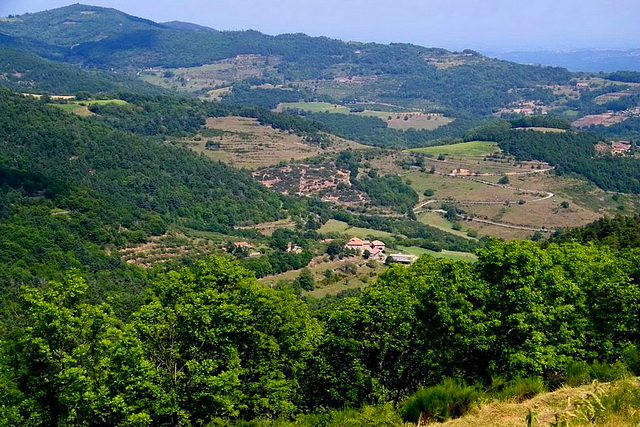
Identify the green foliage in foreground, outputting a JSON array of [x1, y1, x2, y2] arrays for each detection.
[[1, 239, 639, 424]]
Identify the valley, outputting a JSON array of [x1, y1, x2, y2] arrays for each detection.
[[0, 3, 639, 426]]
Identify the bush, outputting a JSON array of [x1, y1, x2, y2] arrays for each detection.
[[495, 377, 546, 401], [401, 379, 483, 424], [623, 344, 640, 375], [563, 360, 630, 387]]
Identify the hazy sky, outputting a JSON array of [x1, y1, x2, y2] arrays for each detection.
[[2, 0, 639, 51]]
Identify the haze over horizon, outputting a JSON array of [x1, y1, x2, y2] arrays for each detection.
[[1, 0, 639, 52]]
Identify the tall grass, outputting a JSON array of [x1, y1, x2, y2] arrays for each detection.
[[563, 360, 630, 387], [489, 376, 547, 402], [400, 378, 483, 424]]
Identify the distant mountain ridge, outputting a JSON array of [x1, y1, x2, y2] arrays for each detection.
[[488, 49, 640, 72]]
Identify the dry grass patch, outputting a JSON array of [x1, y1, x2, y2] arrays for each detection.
[[187, 116, 363, 169], [442, 379, 640, 427], [513, 127, 568, 133], [387, 113, 454, 130]]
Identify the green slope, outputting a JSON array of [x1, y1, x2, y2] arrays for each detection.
[[0, 89, 287, 229], [0, 48, 168, 95]]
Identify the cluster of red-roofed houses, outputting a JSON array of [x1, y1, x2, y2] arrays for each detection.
[[345, 238, 386, 257], [611, 141, 632, 155], [344, 237, 418, 264]]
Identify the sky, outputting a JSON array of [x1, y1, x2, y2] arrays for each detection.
[[1, 0, 639, 52]]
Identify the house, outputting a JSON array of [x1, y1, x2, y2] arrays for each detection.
[[345, 238, 386, 258], [286, 242, 303, 254], [386, 253, 418, 264], [612, 141, 632, 155], [233, 241, 254, 249], [345, 237, 370, 252]]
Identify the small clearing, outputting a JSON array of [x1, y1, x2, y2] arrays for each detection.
[[512, 127, 567, 133], [410, 141, 500, 158], [277, 102, 454, 130], [318, 219, 395, 240]]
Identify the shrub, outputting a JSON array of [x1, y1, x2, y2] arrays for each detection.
[[563, 360, 630, 387], [623, 344, 640, 375], [401, 379, 483, 424], [495, 377, 546, 401]]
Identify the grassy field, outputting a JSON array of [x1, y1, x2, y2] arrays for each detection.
[[396, 245, 477, 261], [410, 141, 500, 157], [417, 211, 476, 239], [386, 113, 455, 130], [277, 102, 454, 130], [318, 219, 396, 240], [51, 99, 128, 115]]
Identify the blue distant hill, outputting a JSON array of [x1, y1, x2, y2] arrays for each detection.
[[486, 49, 640, 72]]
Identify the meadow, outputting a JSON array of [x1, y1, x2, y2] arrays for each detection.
[[277, 101, 454, 130], [410, 140, 500, 157]]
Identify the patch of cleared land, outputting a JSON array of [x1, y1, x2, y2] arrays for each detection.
[[254, 163, 370, 206], [259, 255, 383, 298], [50, 99, 128, 116], [385, 112, 454, 130], [396, 245, 477, 261], [319, 219, 395, 240], [410, 141, 500, 158], [572, 113, 630, 127], [186, 116, 364, 169], [594, 90, 635, 104], [277, 102, 454, 130], [512, 127, 568, 133]]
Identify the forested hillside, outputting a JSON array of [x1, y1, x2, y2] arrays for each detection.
[[0, 4, 575, 118], [0, 48, 167, 95], [0, 4, 639, 426], [0, 90, 320, 308], [1, 240, 639, 425], [464, 118, 640, 194]]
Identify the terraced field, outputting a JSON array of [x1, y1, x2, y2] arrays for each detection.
[[186, 116, 364, 169]]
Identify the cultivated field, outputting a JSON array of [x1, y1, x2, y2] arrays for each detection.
[[277, 101, 455, 130], [186, 116, 364, 169], [365, 143, 633, 240]]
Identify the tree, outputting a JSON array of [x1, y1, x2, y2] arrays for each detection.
[[295, 268, 316, 291], [498, 176, 510, 185], [133, 256, 322, 422], [326, 241, 343, 259], [5, 273, 156, 425]]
